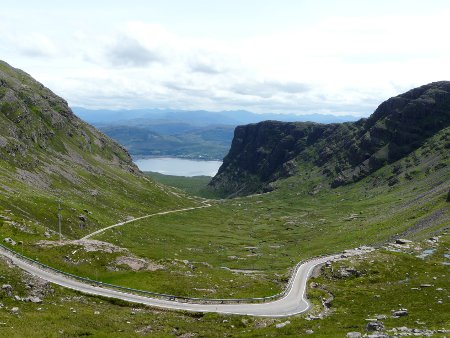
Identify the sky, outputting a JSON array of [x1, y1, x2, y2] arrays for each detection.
[[1, 0, 450, 117]]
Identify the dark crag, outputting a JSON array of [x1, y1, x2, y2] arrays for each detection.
[[210, 82, 450, 197]]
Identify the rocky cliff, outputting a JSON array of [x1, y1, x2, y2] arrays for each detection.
[[210, 82, 450, 197]]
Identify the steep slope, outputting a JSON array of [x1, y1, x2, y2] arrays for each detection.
[[0, 60, 193, 239], [210, 82, 450, 197]]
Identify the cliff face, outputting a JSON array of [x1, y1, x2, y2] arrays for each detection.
[[210, 82, 450, 197], [209, 121, 336, 196]]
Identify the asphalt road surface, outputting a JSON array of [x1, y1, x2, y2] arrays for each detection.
[[0, 246, 339, 317]]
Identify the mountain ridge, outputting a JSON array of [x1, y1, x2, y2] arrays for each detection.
[[209, 81, 450, 197], [0, 60, 192, 238]]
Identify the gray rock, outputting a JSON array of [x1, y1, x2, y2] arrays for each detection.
[[347, 332, 362, 338], [11, 307, 19, 313], [305, 329, 314, 334], [25, 296, 42, 303], [2, 284, 13, 290], [3, 237, 16, 245], [396, 238, 412, 244], [275, 321, 290, 328], [339, 267, 361, 278], [1, 284, 13, 296], [78, 215, 87, 222], [392, 309, 408, 317], [420, 284, 433, 288], [366, 321, 385, 331]]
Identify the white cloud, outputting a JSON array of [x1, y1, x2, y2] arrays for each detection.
[[2, 7, 450, 117], [107, 36, 164, 67], [6, 33, 59, 58]]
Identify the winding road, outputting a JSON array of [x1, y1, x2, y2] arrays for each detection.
[[81, 202, 211, 240], [0, 244, 342, 317]]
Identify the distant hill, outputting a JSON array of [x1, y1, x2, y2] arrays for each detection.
[[209, 82, 450, 197], [72, 108, 359, 160], [72, 107, 359, 126], [0, 60, 192, 238], [98, 124, 234, 160]]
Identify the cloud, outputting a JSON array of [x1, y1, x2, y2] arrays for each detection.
[[106, 36, 163, 67], [233, 81, 310, 98], [10, 33, 59, 58], [7, 9, 450, 117], [189, 61, 221, 74]]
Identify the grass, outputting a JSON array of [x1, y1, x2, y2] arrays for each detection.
[[1, 59, 448, 335], [4, 133, 447, 301], [0, 146, 448, 335], [0, 233, 447, 337], [144, 171, 222, 198]]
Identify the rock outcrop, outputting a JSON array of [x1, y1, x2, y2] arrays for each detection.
[[210, 82, 450, 197]]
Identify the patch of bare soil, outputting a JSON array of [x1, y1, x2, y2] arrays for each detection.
[[35, 239, 127, 253], [114, 256, 164, 271]]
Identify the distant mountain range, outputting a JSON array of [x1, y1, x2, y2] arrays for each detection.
[[72, 107, 360, 126], [72, 107, 360, 160]]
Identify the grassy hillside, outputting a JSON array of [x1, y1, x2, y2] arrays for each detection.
[[8, 126, 446, 300], [0, 60, 196, 243], [0, 230, 447, 337], [0, 63, 448, 336], [144, 172, 222, 198]]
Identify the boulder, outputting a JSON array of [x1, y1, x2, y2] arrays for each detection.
[[338, 267, 361, 278], [25, 296, 42, 303], [420, 284, 433, 288], [3, 237, 16, 245], [1, 284, 13, 296], [392, 309, 408, 317], [347, 332, 362, 338], [395, 238, 412, 245], [275, 321, 290, 328], [366, 321, 385, 331]]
